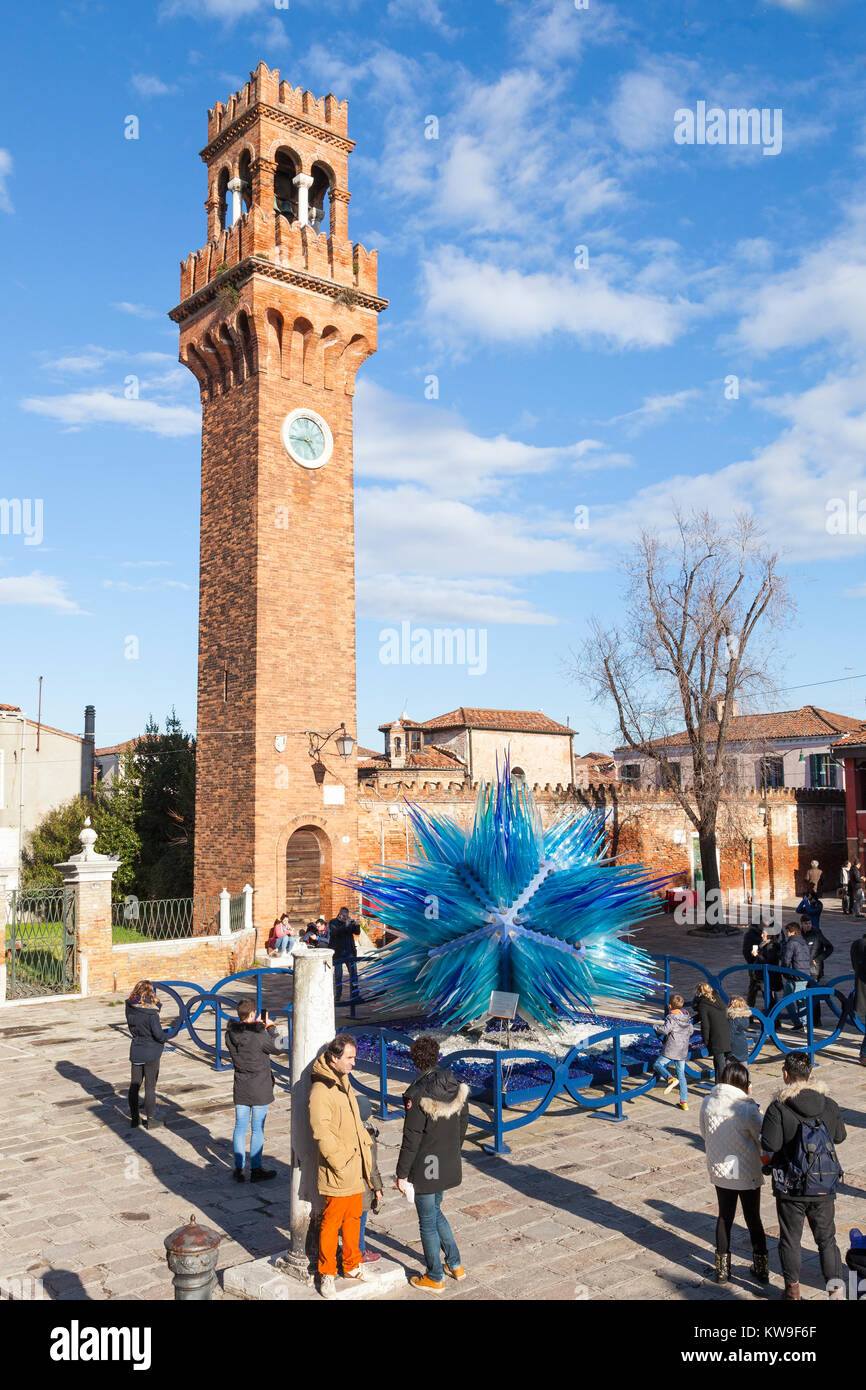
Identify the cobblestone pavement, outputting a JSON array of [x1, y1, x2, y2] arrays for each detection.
[[1, 908, 863, 1303]]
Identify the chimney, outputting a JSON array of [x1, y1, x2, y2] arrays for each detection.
[[82, 705, 96, 799], [712, 693, 739, 723], [389, 719, 406, 769]]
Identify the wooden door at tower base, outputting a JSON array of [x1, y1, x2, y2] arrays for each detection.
[[285, 829, 322, 930]]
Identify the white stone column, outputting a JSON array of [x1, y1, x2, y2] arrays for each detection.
[[55, 818, 120, 995], [279, 942, 335, 1282], [242, 883, 254, 932], [227, 176, 244, 226], [219, 888, 231, 937], [293, 173, 314, 229]]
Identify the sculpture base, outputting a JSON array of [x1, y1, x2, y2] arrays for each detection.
[[223, 1250, 407, 1301]]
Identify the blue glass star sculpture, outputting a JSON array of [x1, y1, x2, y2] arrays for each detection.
[[342, 763, 662, 1029]]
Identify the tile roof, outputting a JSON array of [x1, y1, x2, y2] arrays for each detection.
[[419, 707, 573, 735], [831, 723, 866, 749], [616, 705, 864, 752], [358, 746, 467, 772], [0, 703, 22, 712]]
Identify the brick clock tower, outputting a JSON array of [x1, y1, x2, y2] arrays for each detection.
[[170, 63, 386, 928]]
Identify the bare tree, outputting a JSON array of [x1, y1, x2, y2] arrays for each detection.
[[575, 511, 793, 926]]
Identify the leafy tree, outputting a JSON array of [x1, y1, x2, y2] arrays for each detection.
[[20, 793, 141, 894], [122, 711, 196, 898]]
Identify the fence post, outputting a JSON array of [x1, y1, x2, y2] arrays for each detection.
[[242, 884, 254, 932], [612, 1032, 625, 1122], [215, 1001, 224, 1071], [219, 889, 231, 937]]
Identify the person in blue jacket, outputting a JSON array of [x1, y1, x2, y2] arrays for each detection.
[[780, 923, 812, 1032], [125, 979, 168, 1129]]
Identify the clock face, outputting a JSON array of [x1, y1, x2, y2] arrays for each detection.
[[281, 408, 333, 470]]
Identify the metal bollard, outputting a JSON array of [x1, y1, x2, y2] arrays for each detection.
[[164, 1215, 222, 1300]]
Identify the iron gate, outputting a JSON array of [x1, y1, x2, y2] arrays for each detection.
[[4, 888, 77, 999]]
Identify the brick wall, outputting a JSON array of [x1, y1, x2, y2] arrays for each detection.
[[356, 780, 847, 903], [105, 930, 257, 995]]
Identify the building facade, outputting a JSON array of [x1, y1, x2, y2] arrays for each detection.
[[614, 705, 860, 794], [0, 703, 94, 890]]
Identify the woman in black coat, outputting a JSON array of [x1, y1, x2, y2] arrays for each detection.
[[125, 979, 168, 1129], [692, 983, 732, 1083], [225, 998, 288, 1181]]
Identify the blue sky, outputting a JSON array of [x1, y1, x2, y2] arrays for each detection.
[[2, 0, 866, 755]]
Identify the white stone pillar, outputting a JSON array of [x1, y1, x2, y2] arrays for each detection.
[[227, 176, 244, 226], [279, 942, 335, 1283], [242, 883, 254, 932], [219, 888, 231, 937], [293, 173, 314, 229], [55, 818, 120, 995]]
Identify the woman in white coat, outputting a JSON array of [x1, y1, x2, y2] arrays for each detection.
[[698, 1058, 769, 1286]]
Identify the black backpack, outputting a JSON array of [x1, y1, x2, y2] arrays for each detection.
[[773, 1116, 843, 1198]]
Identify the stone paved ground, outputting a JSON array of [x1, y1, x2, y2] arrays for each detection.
[[1, 906, 863, 1303]]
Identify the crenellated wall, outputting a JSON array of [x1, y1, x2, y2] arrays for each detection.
[[207, 63, 349, 144], [355, 781, 847, 903]]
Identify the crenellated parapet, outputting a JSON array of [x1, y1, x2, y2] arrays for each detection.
[[207, 63, 349, 146]]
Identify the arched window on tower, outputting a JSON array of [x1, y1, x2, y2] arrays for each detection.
[[394, 737, 402, 758], [238, 150, 252, 214], [511, 767, 526, 789], [274, 147, 300, 224], [309, 162, 333, 236], [217, 168, 230, 232]]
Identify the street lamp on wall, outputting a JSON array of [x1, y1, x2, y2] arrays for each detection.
[[307, 722, 355, 762]]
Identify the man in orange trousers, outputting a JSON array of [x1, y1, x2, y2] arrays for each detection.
[[309, 1034, 373, 1299]]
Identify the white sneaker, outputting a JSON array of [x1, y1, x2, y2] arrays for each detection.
[[320, 1275, 336, 1299], [664, 1078, 678, 1095], [343, 1265, 368, 1282]]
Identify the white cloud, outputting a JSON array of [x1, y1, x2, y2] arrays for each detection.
[[387, 0, 456, 38], [103, 578, 191, 591], [422, 247, 690, 350], [0, 149, 13, 214], [358, 575, 556, 626], [0, 573, 86, 615], [131, 74, 177, 97], [355, 381, 602, 499], [608, 388, 701, 432], [508, 0, 623, 70], [737, 205, 866, 354], [356, 485, 595, 579], [159, 0, 266, 18], [112, 301, 161, 320], [21, 390, 200, 438], [610, 69, 685, 152]]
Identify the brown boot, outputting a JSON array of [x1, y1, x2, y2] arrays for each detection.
[[781, 1282, 801, 1300]]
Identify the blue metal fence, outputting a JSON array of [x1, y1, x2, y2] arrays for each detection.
[[152, 955, 865, 1155]]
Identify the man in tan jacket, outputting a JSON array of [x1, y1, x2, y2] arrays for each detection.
[[309, 1033, 373, 1298]]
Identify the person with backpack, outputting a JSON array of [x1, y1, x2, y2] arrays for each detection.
[[760, 1051, 847, 1300], [699, 1059, 769, 1285], [125, 979, 168, 1129], [692, 982, 731, 1082], [850, 927, 866, 1065], [651, 993, 692, 1110]]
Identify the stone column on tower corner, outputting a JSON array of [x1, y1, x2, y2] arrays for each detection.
[[277, 941, 335, 1283], [55, 817, 120, 996]]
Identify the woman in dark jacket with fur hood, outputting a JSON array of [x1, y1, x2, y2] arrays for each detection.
[[125, 980, 168, 1129], [396, 1035, 470, 1293]]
